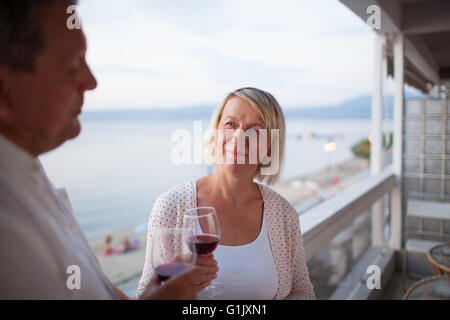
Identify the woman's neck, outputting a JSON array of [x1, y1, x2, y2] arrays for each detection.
[[208, 167, 259, 204]]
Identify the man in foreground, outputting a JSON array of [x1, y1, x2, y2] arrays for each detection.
[[0, 0, 215, 299]]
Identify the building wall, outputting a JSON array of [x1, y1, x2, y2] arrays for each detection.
[[402, 98, 450, 243]]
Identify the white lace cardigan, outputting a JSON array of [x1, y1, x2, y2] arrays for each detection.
[[136, 181, 316, 300]]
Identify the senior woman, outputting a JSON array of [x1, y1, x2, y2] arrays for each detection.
[[137, 88, 315, 300]]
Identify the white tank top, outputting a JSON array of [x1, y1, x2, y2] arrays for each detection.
[[192, 182, 279, 300]]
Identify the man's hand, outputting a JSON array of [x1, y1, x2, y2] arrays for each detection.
[[138, 265, 217, 300]]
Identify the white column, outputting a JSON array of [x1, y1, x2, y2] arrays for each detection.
[[371, 33, 384, 176], [390, 33, 404, 250], [371, 33, 386, 247]]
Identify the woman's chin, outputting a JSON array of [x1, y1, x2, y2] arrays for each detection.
[[220, 162, 258, 175]]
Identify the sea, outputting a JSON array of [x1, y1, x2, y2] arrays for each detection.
[[40, 113, 392, 242]]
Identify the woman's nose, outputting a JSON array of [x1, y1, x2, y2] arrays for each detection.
[[228, 135, 238, 150], [232, 130, 250, 152], [232, 128, 245, 139]]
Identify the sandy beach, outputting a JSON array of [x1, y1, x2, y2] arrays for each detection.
[[90, 226, 147, 288]]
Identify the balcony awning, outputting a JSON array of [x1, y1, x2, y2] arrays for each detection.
[[339, 0, 450, 93]]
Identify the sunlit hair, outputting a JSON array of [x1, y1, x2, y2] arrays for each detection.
[[206, 87, 285, 185]]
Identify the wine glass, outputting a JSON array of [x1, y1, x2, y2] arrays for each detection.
[[150, 227, 196, 283], [183, 206, 223, 298]]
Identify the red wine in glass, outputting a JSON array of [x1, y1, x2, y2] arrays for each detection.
[[150, 228, 196, 284], [155, 262, 192, 282], [183, 206, 223, 298], [187, 234, 220, 255]]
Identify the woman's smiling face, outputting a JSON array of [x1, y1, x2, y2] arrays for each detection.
[[216, 96, 269, 174]]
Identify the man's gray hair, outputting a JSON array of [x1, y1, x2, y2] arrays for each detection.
[[0, 0, 78, 72]]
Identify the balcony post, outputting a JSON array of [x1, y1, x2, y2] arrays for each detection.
[[371, 33, 386, 247], [389, 33, 404, 250]]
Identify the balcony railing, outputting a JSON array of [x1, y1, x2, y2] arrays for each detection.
[[300, 166, 396, 261]]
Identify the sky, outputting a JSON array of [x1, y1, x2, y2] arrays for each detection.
[[77, 0, 400, 111]]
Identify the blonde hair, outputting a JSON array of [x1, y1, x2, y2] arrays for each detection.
[[207, 87, 285, 185]]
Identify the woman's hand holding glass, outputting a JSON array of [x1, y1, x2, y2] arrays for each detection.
[[146, 227, 217, 299], [137, 264, 216, 300]]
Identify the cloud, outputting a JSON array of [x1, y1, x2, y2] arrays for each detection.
[[192, 47, 308, 87], [92, 65, 168, 77], [78, 0, 375, 110]]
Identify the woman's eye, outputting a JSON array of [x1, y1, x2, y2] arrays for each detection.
[[225, 122, 235, 127]]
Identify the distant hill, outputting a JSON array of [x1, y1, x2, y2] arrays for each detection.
[[284, 92, 421, 119], [84, 93, 423, 120], [284, 95, 394, 119]]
